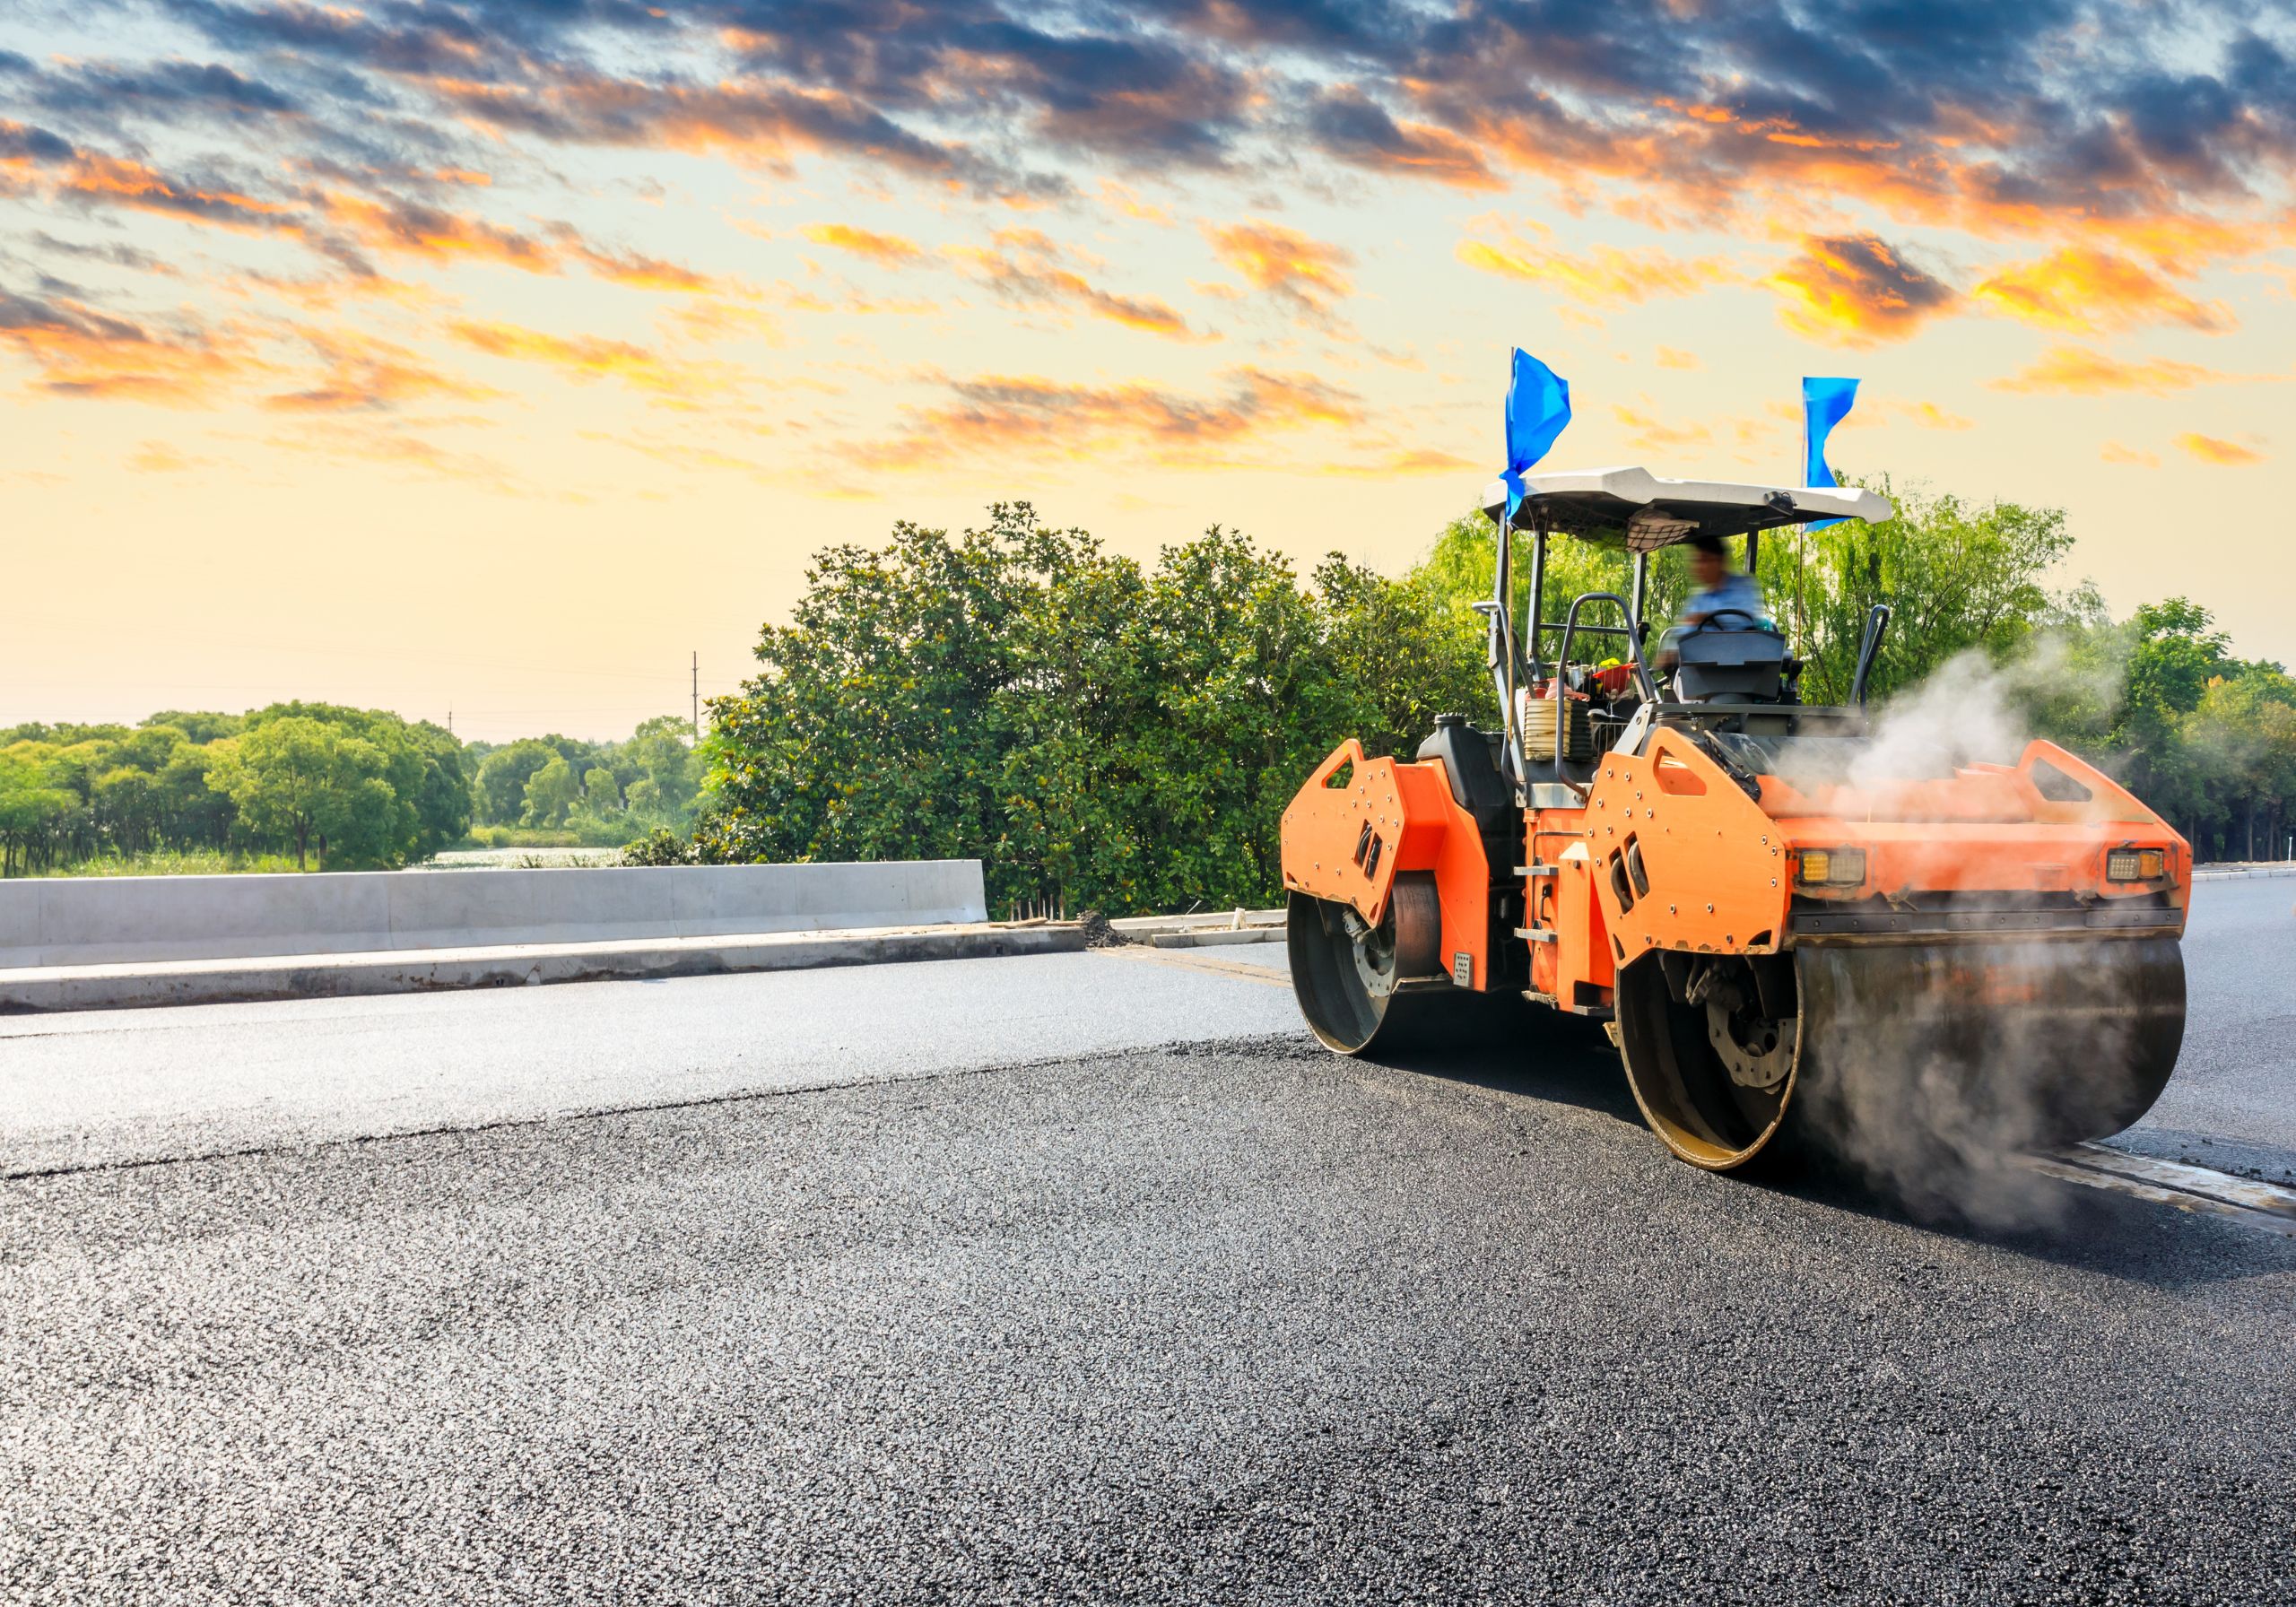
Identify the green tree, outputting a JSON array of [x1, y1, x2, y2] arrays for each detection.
[[205, 717, 397, 871], [91, 766, 163, 856], [239, 703, 462, 863], [2193, 669, 2296, 860], [1117, 526, 1340, 905], [475, 739, 557, 826], [156, 741, 235, 849], [1313, 553, 1491, 760], [405, 720, 474, 855], [699, 504, 1489, 911], [145, 710, 244, 744], [990, 517, 1161, 910], [625, 716, 700, 818], [700, 507, 1044, 880], [522, 755, 580, 828], [1754, 480, 2072, 703], [0, 751, 76, 877], [2124, 599, 2233, 723], [582, 767, 622, 811]]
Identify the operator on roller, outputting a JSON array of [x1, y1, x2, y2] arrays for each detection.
[[1657, 533, 1767, 670]]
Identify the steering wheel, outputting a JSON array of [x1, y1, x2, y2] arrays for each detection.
[[1683, 607, 1770, 636]]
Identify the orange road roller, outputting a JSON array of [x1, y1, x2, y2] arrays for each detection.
[[1280, 467, 2188, 1169]]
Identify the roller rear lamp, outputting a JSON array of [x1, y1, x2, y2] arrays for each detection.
[[2106, 848, 2167, 882], [1796, 847, 1866, 886]]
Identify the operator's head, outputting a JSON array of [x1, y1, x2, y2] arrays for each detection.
[[1688, 533, 1728, 588]]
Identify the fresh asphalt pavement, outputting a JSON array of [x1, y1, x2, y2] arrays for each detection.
[[3, 885, 2292, 1603], [0, 946, 1303, 1177], [2121, 876, 2296, 1178]]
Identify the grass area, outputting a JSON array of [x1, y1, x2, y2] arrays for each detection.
[[420, 847, 627, 869], [455, 826, 591, 849], [16, 832, 647, 877], [26, 848, 310, 878]]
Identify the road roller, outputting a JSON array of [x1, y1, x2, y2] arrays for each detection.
[[1281, 466, 2189, 1169]]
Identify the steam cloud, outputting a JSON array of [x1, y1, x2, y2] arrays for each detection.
[[1795, 641, 2173, 1229]]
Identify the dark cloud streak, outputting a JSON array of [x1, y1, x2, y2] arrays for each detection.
[[22, 58, 304, 122], [1, 0, 2286, 325], [109, 0, 2296, 225]]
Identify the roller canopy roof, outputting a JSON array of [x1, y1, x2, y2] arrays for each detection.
[[1480, 466, 1893, 549]]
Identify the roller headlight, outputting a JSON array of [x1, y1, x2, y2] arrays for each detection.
[[2106, 847, 2167, 882], [1796, 847, 1866, 886]]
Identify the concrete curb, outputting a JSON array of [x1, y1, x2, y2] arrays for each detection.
[[1148, 927, 1285, 949], [0, 922, 1085, 1014], [1111, 909, 1284, 949], [2194, 865, 2296, 882]]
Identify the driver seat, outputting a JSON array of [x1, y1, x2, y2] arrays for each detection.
[[1674, 621, 1788, 702]]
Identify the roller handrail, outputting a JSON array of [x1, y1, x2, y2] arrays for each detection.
[[1850, 603, 1892, 706], [1472, 597, 1518, 786], [1552, 590, 1658, 795], [1533, 620, 1638, 638], [1477, 504, 1525, 785]]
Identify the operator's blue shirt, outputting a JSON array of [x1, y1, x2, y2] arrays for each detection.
[[1682, 569, 1767, 627]]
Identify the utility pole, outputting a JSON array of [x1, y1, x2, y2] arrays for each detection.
[[691, 651, 700, 737]]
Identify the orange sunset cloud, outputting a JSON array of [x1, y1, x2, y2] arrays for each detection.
[[1990, 347, 2238, 396], [949, 230, 1199, 341], [449, 321, 738, 398], [1203, 222, 1355, 322], [0, 288, 264, 405], [800, 223, 926, 266], [1973, 248, 2235, 334], [1763, 234, 1957, 345], [1458, 236, 1732, 307], [2175, 432, 2265, 465], [861, 365, 1363, 471]]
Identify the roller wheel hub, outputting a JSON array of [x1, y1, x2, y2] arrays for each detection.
[[1704, 996, 1796, 1091], [1344, 908, 1400, 1000]]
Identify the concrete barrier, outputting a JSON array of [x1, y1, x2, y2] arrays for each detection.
[[0, 862, 987, 969], [0, 920, 1080, 1013]]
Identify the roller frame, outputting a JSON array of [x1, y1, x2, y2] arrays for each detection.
[[1277, 721, 2195, 1170]]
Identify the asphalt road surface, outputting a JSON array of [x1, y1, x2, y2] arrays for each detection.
[[4, 882, 2292, 1604]]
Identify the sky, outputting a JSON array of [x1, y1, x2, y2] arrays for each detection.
[[3, 0, 2293, 742]]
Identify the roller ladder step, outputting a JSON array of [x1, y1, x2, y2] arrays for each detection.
[[1524, 988, 1613, 1021]]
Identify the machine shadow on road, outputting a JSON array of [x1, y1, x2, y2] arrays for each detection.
[[1753, 1151, 2296, 1290], [1344, 1003, 2296, 1290], [1352, 1004, 1648, 1132]]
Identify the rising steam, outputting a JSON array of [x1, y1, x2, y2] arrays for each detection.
[[1842, 636, 2121, 790], [1793, 639, 2171, 1229]]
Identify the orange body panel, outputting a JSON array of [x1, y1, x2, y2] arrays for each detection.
[[1762, 742, 2190, 914], [1575, 728, 1794, 963], [1279, 741, 1413, 925], [1279, 741, 1496, 989], [1571, 731, 2190, 962], [1552, 842, 1615, 1006]]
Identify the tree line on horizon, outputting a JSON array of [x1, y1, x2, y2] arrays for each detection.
[[7, 482, 2292, 891], [0, 705, 703, 878]]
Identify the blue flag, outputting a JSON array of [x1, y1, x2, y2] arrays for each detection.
[[1802, 376, 1858, 530], [1500, 348, 1571, 517], [1803, 376, 1858, 488]]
